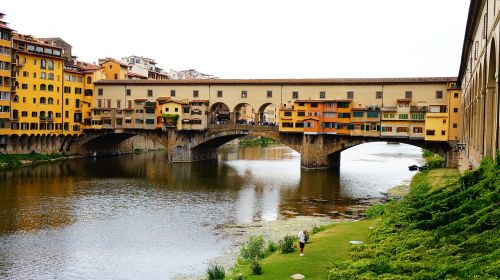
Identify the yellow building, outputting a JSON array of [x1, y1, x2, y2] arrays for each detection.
[[11, 33, 65, 134], [447, 82, 461, 142], [0, 13, 13, 134], [99, 58, 128, 80], [158, 99, 188, 130]]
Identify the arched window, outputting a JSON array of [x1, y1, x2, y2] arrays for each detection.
[[86, 76, 92, 84], [48, 73, 54, 80], [40, 111, 46, 118], [48, 111, 53, 118], [40, 72, 46, 79], [48, 85, 54, 92], [48, 98, 53, 104], [40, 97, 46, 104], [40, 59, 46, 69], [48, 60, 54, 70], [13, 95, 19, 103], [40, 84, 47, 91]]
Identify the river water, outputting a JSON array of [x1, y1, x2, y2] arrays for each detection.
[[0, 142, 423, 279]]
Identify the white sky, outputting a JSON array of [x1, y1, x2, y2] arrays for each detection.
[[3, 0, 470, 79]]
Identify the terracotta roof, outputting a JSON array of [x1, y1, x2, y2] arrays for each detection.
[[100, 58, 129, 67], [190, 100, 209, 103], [13, 33, 63, 50], [128, 72, 147, 78], [95, 77, 457, 86], [0, 23, 13, 31]]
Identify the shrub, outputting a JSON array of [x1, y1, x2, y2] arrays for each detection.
[[311, 223, 336, 234], [279, 234, 296, 254], [234, 274, 246, 280], [206, 264, 225, 280], [239, 236, 265, 261], [266, 241, 278, 254], [251, 260, 263, 275], [366, 204, 385, 219]]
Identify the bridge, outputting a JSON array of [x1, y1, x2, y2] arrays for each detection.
[[73, 124, 456, 169]]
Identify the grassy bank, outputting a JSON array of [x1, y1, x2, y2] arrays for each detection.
[[328, 157, 499, 279], [0, 152, 67, 169], [239, 137, 278, 147], [229, 219, 378, 279]]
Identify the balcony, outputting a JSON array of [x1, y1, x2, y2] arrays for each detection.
[[145, 101, 156, 108], [410, 106, 427, 112]]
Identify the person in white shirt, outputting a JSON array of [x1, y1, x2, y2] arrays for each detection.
[[298, 230, 307, 256]]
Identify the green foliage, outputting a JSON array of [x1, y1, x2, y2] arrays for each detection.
[[0, 153, 66, 169], [312, 223, 336, 234], [133, 148, 145, 154], [278, 234, 297, 254], [206, 264, 225, 280], [366, 205, 385, 219], [265, 241, 278, 255], [162, 113, 179, 122], [328, 157, 500, 279], [239, 137, 278, 147], [250, 260, 263, 275], [422, 149, 445, 169], [239, 236, 265, 262], [233, 274, 246, 280]]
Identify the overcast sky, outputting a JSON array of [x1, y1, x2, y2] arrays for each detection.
[[4, 0, 470, 78]]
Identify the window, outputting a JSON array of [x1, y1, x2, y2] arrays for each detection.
[[284, 111, 292, 117], [48, 60, 54, 70], [453, 123, 458, 128], [75, 88, 82, 94], [298, 111, 306, 117], [405, 91, 412, 99], [65, 111, 69, 118], [107, 100, 111, 108], [411, 113, 424, 120], [292, 91, 299, 99], [426, 130, 435, 136], [413, 127, 423, 133], [23, 71, 28, 77], [32, 112, 38, 117], [241, 91, 247, 98], [436, 91, 443, 99], [324, 112, 335, 117], [295, 122, 304, 128], [474, 41, 479, 60], [376, 91, 383, 99], [22, 84, 28, 89], [75, 99, 80, 108], [65, 99, 69, 105], [353, 111, 364, 117], [282, 122, 293, 128], [41, 72, 46, 79], [171, 90, 176, 97], [148, 89, 153, 97], [114, 74, 118, 79], [48, 73, 54, 80], [193, 90, 199, 98], [48, 85, 54, 92], [396, 127, 409, 133], [126, 89, 131, 96], [64, 86, 71, 93], [381, 126, 392, 132], [40, 59, 46, 69], [40, 84, 47, 91], [87, 77, 92, 84], [22, 111, 27, 117], [367, 112, 379, 118], [97, 99, 102, 108], [338, 112, 350, 118], [217, 90, 222, 97], [454, 93, 459, 98], [48, 98, 53, 104], [442, 119, 447, 124], [399, 114, 408, 120], [116, 100, 121, 109], [453, 108, 458, 113], [347, 91, 354, 99], [175, 108, 178, 112], [319, 91, 325, 99], [267, 91, 272, 98], [98, 88, 103, 96], [441, 130, 446, 136], [40, 97, 46, 104], [337, 102, 350, 108]]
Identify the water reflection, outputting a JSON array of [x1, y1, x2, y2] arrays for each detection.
[[0, 142, 422, 279]]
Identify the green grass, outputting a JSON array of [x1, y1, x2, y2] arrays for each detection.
[[328, 158, 499, 279], [0, 152, 66, 169], [239, 137, 278, 147], [422, 149, 446, 169], [411, 168, 460, 191], [230, 220, 378, 279]]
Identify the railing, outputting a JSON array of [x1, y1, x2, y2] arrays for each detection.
[[410, 106, 427, 112]]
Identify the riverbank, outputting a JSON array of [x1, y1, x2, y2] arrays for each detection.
[[0, 152, 70, 170], [328, 158, 498, 278]]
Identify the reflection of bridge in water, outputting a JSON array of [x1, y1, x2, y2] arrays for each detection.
[[74, 123, 456, 169]]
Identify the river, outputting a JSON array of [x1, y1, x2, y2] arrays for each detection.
[[0, 142, 423, 279]]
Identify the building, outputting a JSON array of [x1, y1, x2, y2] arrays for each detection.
[[122, 55, 169, 80], [38, 37, 73, 62], [458, 0, 500, 167], [11, 33, 66, 134], [0, 12, 14, 138], [98, 58, 128, 80], [167, 69, 218, 80]]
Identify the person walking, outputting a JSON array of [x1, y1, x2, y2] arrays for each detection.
[[298, 230, 307, 256]]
